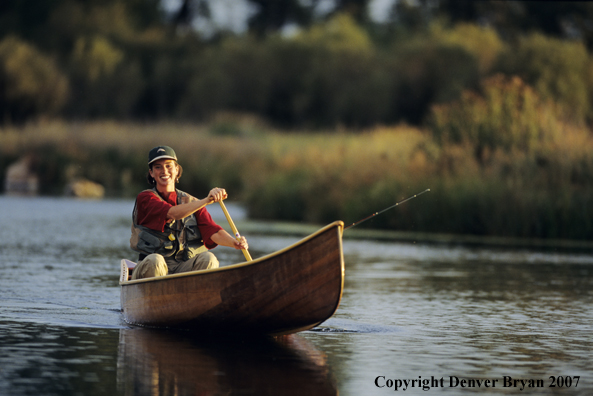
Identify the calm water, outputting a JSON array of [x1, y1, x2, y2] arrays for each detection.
[[1, 196, 592, 395]]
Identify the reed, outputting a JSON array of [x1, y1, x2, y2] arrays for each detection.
[[2, 119, 592, 239]]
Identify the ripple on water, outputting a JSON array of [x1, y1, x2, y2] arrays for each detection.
[[2, 197, 593, 395]]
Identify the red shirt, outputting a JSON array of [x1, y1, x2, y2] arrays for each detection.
[[135, 190, 223, 249]]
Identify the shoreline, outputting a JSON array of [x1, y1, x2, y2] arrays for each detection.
[[234, 219, 593, 254]]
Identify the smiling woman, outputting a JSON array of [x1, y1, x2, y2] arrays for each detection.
[[129, 145, 249, 280]]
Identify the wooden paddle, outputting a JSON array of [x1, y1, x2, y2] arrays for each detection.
[[219, 200, 252, 261]]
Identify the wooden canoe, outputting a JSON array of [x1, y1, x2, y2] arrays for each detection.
[[119, 221, 345, 335]]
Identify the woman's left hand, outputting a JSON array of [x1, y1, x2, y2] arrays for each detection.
[[234, 236, 248, 250]]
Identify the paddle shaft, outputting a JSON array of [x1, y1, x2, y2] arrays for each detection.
[[345, 188, 431, 230], [219, 200, 252, 261]]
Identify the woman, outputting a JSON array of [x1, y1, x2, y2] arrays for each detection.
[[130, 145, 248, 280]]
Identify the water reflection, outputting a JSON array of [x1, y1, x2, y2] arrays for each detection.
[[117, 328, 337, 396]]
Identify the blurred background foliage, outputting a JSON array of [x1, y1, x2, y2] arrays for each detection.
[[2, 0, 593, 239], [4, 0, 593, 127]]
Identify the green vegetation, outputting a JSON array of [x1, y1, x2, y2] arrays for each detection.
[[3, 2, 593, 127], [0, 36, 69, 122], [2, 117, 593, 240]]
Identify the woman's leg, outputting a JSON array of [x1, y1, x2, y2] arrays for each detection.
[[131, 254, 168, 280], [169, 251, 219, 274]]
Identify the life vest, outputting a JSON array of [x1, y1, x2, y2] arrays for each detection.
[[130, 189, 206, 262]]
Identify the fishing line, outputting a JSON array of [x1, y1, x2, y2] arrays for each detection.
[[344, 188, 431, 230]]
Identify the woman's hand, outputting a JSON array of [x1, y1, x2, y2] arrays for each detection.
[[210, 230, 248, 251], [207, 187, 227, 203], [234, 236, 248, 251]]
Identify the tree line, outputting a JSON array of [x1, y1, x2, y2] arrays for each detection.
[[2, 0, 593, 129]]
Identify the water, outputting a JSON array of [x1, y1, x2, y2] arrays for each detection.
[[1, 196, 592, 395]]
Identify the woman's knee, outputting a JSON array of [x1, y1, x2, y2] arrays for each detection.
[[145, 253, 166, 266], [205, 252, 219, 269], [132, 254, 168, 279], [196, 251, 219, 270]]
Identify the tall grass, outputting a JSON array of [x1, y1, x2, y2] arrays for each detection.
[[2, 117, 593, 240]]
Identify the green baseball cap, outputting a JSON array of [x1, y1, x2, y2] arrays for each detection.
[[148, 146, 177, 165]]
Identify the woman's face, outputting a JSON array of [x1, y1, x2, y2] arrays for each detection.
[[149, 159, 179, 191]]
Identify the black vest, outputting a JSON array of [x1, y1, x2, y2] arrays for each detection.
[[130, 189, 206, 262]]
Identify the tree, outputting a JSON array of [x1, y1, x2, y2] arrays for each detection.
[[429, 75, 562, 160], [498, 33, 590, 123], [0, 36, 69, 123], [246, 0, 316, 38], [435, 1, 593, 49]]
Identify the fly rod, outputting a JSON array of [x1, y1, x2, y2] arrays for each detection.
[[344, 188, 431, 230]]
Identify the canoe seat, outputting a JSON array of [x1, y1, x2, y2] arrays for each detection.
[[120, 259, 137, 282]]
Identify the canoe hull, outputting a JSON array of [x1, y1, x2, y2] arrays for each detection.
[[120, 221, 345, 335]]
